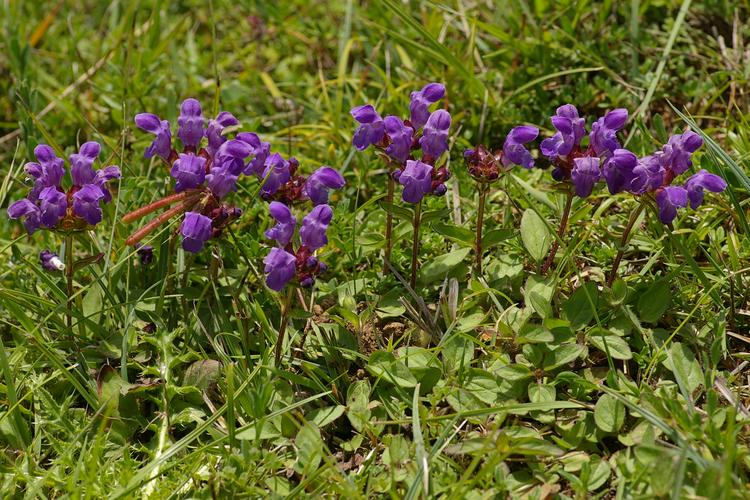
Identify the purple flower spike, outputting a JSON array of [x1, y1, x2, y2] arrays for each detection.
[[7, 198, 42, 234], [655, 186, 688, 224], [589, 108, 628, 158], [399, 159, 434, 204], [265, 201, 297, 246], [410, 83, 445, 129], [177, 98, 205, 149], [260, 153, 291, 196], [40, 250, 65, 271], [305, 167, 345, 205], [135, 113, 172, 160], [180, 212, 213, 253], [237, 132, 271, 176], [662, 131, 703, 175], [384, 116, 414, 164], [71, 184, 105, 225], [420, 110, 451, 160], [300, 204, 333, 251], [503, 125, 539, 168], [206, 111, 240, 156], [602, 148, 638, 194], [170, 153, 207, 192], [540, 104, 586, 158], [570, 157, 601, 198], [70, 142, 101, 186], [264, 247, 297, 291], [684, 169, 727, 209], [351, 105, 385, 150]]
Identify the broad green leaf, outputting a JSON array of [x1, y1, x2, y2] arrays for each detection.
[[524, 275, 555, 319], [562, 282, 599, 331], [594, 394, 625, 433], [520, 209, 551, 262], [431, 222, 475, 246], [367, 351, 417, 388], [418, 247, 471, 284], [637, 280, 671, 323], [307, 405, 346, 428], [588, 329, 633, 360], [664, 342, 703, 395], [346, 380, 371, 432]]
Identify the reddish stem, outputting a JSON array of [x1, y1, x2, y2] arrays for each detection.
[[122, 191, 200, 224], [541, 192, 574, 275], [125, 201, 197, 246]]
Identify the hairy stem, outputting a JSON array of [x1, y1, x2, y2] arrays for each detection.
[[410, 200, 423, 289], [274, 287, 295, 367], [384, 175, 395, 270], [541, 191, 574, 275], [475, 185, 488, 275], [607, 201, 646, 287]]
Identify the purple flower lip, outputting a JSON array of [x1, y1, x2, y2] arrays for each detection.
[[410, 83, 446, 129], [180, 211, 213, 253], [40, 249, 65, 271]]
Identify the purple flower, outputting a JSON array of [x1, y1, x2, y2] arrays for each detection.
[[409, 83, 445, 129], [384, 116, 414, 164], [38, 187, 68, 228], [213, 139, 253, 176], [8, 199, 42, 234], [170, 153, 207, 192], [136, 244, 154, 265], [69, 142, 101, 186], [655, 186, 688, 224], [399, 160, 434, 204], [503, 125, 539, 168], [419, 110, 451, 160], [570, 157, 601, 198], [351, 105, 385, 150], [300, 204, 333, 251], [94, 166, 121, 203], [177, 98, 205, 149], [40, 250, 65, 271], [305, 167, 345, 205], [237, 132, 271, 176], [589, 108, 628, 158], [135, 113, 172, 160], [265, 201, 296, 246], [684, 169, 727, 209], [72, 184, 105, 225], [660, 131, 703, 175], [206, 111, 239, 156], [180, 212, 213, 253], [264, 247, 297, 291], [26, 145, 65, 199], [540, 104, 586, 158], [260, 153, 291, 196], [206, 167, 239, 198], [629, 155, 665, 195], [602, 149, 638, 194]]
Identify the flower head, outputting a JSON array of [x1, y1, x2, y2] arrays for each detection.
[[540, 105, 586, 158], [589, 108, 628, 158], [571, 157, 601, 198], [655, 186, 688, 224], [684, 169, 727, 209], [206, 111, 239, 156]]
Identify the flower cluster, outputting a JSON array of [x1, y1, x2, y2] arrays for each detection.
[[263, 202, 332, 291], [134, 98, 345, 253], [602, 131, 727, 223], [7, 143, 121, 234], [351, 83, 452, 203], [540, 105, 629, 198], [464, 126, 539, 183]]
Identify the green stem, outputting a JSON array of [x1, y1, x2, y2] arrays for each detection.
[[410, 200, 423, 289], [475, 185, 488, 275], [607, 201, 647, 287], [274, 287, 295, 367], [541, 191, 574, 275]]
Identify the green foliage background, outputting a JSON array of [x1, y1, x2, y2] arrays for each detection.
[[0, 0, 749, 497]]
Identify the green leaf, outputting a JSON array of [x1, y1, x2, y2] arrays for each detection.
[[520, 209, 551, 262], [562, 282, 599, 331], [307, 405, 346, 428], [367, 351, 417, 388], [418, 247, 471, 284], [524, 274, 555, 319], [516, 323, 554, 344], [482, 228, 514, 248], [431, 222, 475, 246], [594, 394, 626, 433], [346, 380, 371, 433], [379, 201, 413, 223], [443, 334, 474, 374], [588, 328, 633, 360], [664, 342, 703, 396], [295, 423, 323, 474], [544, 344, 585, 370], [637, 280, 671, 323]]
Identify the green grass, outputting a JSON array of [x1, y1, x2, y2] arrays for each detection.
[[1, 0, 749, 497]]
